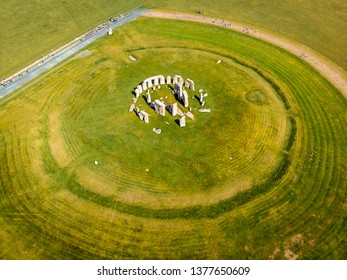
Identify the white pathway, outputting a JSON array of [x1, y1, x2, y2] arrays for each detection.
[[0, 8, 149, 100]]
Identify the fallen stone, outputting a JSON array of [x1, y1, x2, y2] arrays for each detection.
[[186, 111, 195, 120], [152, 128, 162, 134]]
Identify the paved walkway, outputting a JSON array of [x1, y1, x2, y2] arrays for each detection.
[[0, 8, 149, 100]]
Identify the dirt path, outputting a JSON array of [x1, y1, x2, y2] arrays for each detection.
[[145, 10, 347, 99]]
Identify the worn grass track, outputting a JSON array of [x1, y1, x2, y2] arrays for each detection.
[[0, 18, 346, 259]]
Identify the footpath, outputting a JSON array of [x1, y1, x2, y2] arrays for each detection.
[[0, 8, 149, 100], [145, 10, 347, 99]]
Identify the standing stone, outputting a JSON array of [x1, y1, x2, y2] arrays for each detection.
[[171, 103, 178, 116], [135, 88, 140, 98], [153, 77, 159, 86], [187, 78, 195, 90], [185, 79, 190, 88], [174, 82, 183, 98], [146, 92, 151, 103], [200, 93, 204, 104], [159, 76, 165, 85], [147, 79, 153, 88], [201, 100, 206, 107], [137, 85, 143, 94], [154, 100, 166, 116], [179, 116, 186, 127], [166, 76, 172, 84], [178, 76, 184, 85], [173, 76, 178, 84], [142, 82, 147, 90], [129, 104, 135, 112], [182, 90, 189, 107]]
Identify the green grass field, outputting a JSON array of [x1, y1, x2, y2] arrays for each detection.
[[0, 18, 346, 259], [0, 0, 145, 78], [1, 0, 346, 79], [148, 0, 347, 70]]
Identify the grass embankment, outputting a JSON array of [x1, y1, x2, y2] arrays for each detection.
[[0, 18, 346, 259]]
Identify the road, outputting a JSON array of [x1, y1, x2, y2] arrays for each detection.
[[0, 8, 149, 100]]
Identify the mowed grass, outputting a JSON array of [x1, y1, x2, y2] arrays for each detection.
[[148, 0, 347, 70], [1, 1, 347, 78], [0, 0, 145, 78], [0, 18, 346, 259]]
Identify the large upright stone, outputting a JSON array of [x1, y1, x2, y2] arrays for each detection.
[[153, 77, 159, 86], [174, 82, 183, 98], [159, 76, 165, 85], [135, 88, 140, 98], [171, 103, 178, 116], [129, 104, 135, 112], [200, 92, 204, 104], [147, 79, 153, 88], [173, 76, 178, 84], [146, 92, 151, 103], [182, 90, 189, 107], [142, 82, 148, 90], [166, 76, 172, 84], [154, 100, 166, 116], [185, 79, 190, 88], [137, 85, 143, 94], [179, 116, 186, 127], [174, 75, 183, 85], [186, 78, 195, 90]]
